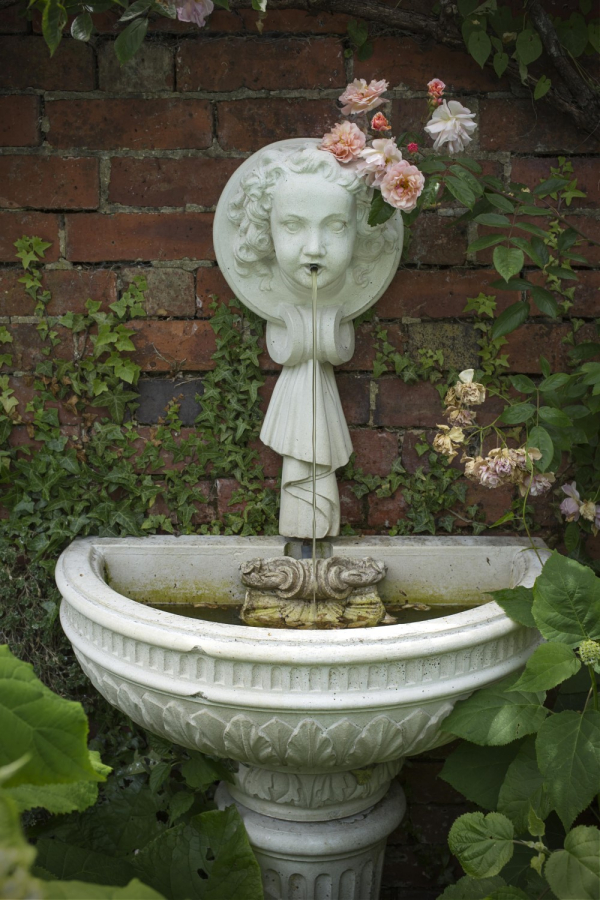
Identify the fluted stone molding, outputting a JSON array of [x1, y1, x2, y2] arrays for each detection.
[[57, 535, 548, 899]]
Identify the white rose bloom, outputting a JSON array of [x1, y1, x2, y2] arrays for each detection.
[[356, 139, 403, 186], [424, 100, 477, 154]]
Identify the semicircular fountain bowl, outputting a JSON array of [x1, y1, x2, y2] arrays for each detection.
[[57, 534, 547, 900]]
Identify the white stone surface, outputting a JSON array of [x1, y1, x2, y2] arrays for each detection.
[[57, 535, 547, 899], [213, 141, 403, 539]]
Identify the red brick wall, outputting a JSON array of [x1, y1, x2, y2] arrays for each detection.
[[1, 10, 599, 894]]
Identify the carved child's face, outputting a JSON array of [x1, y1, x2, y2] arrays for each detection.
[[270, 172, 357, 293]]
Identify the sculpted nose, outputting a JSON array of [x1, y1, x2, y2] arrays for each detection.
[[304, 229, 325, 258]]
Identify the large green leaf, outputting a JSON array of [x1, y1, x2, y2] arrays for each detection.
[[508, 643, 580, 693], [134, 806, 263, 900], [497, 736, 551, 833], [42, 0, 66, 55], [468, 29, 492, 67], [368, 191, 397, 226], [527, 426, 553, 473], [44, 879, 165, 899], [5, 750, 110, 814], [499, 402, 535, 425], [545, 826, 600, 900], [490, 301, 529, 340], [532, 553, 600, 646], [114, 17, 149, 65], [536, 710, 600, 830], [0, 645, 102, 788], [490, 587, 536, 629], [438, 875, 507, 899], [441, 674, 548, 745], [440, 742, 521, 810], [515, 28, 542, 64], [493, 246, 524, 283], [448, 811, 515, 877], [35, 839, 136, 886]]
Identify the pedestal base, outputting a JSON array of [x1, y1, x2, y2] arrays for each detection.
[[216, 781, 406, 900]]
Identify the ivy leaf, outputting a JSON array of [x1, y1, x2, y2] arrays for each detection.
[[536, 710, 600, 830], [71, 11, 93, 40], [448, 811, 515, 878], [368, 191, 397, 226], [534, 74, 551, 100], [508, 643, 581, 693], [545, 825, 600, 900], [493, 246, 524, 282], [515, 28, 543, 64], [441, 673, 548, 746], [468, 29, 492, 67], [114, 17, 148, 65], [493, 51, 509, 77], [532, 552, 600, 646], [441, 743, 521, 810], [490, 301, 529, 340]]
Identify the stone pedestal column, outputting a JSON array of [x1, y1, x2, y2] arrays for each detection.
[[216, 766, 406, 900]]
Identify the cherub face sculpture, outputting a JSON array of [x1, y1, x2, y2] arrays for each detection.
[[270, 173, 357, 295], [214, 139, 403, 325]]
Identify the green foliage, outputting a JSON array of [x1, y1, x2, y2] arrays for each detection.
[[346, 18, 373, 60], [440, 553, 600, 900]]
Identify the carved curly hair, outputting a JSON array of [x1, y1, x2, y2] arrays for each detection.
[[227, 144, 397, 290]]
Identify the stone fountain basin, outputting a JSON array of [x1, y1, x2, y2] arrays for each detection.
[[57, 535, 546, 780]]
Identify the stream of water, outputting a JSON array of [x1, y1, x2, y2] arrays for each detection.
[[310, 268, 318, 617]]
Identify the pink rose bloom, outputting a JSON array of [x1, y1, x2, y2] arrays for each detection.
[[595, 505, 600, 530], [379, 159, 425, 212], [519, 472, 555, 497], [356, 138, 403, 186], [424, 100, 477, 154], [427, 78, 446, 98], [560, 481, 581, 521], [370, 112, 391, 132], [491, 457, 513, 478], [321, 121, 366, 163], [479, 465, 501, 489], [407, 142, 419, 153], [339, 79, 389, 115], [175, 0, 213, 26]]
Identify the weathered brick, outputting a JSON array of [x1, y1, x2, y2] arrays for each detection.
[[480, 99, 600, 153], [356, 36, 503, 91], [510, 157, 600, 209], [249, 440, 282, 477], [127, 319, 216, 371], [337, 374, 370, 425], [375, 380, 442, 427], [462, 483, 514, 525], [391, 99, 430, 140], [122, 267, 196, 317], [136, 377, 203, 424], [217, 476, 277, 517], [406, 214, 469, 266], [7, 374, 35, 418], [0, 4, 29, 31], [0, 37, 94, 90], [0, 96, 39, 147], [571, 270, 600, 317], [47, 99, 212, 150], [196, 266, 236, 315], [407, 322, 479, 370], [0, 156, 99, 210], [505, 323, 571, 373], [177, 37, 344, 92], [217, 99, 335, 152], [1, 323, 72, 371], [349, 428, 398, 475], [343, 323, 404, 371], [98, 42, 174, 92], [0, 268, 117, 316], [109, 157, 243, 209], [377, 268, 519, 319], [565, 216, 600, 265], [339, 481, 364, 526], [65, 212, 214, 262], [238, 9, 349, 31], [0, 212, 59, 262], [367, 489, 407, 529]]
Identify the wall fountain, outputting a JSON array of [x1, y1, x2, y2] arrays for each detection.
[[56, 138, 547, 900]]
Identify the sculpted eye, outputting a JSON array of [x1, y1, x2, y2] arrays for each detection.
[[284, 220, 301, 233], [329, 220, 347, 233]]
